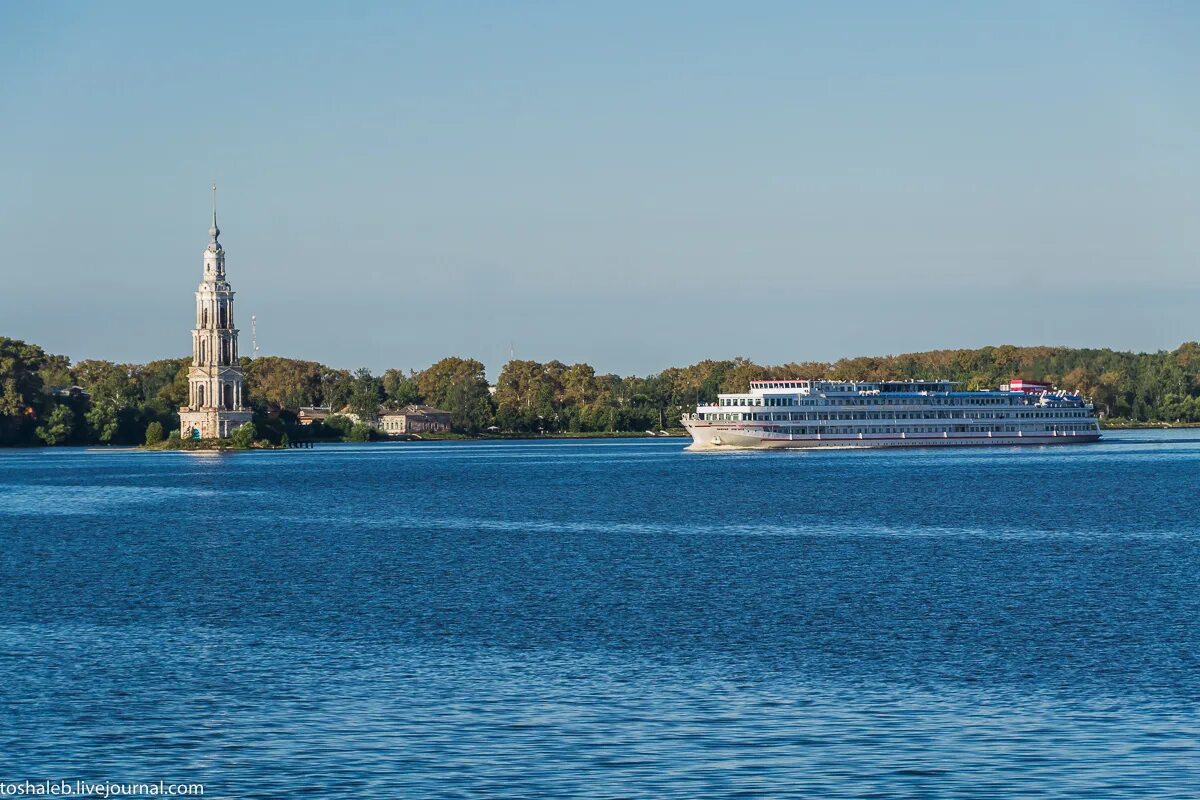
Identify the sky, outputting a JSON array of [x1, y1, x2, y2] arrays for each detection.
[[1, 2, 1198, 378]]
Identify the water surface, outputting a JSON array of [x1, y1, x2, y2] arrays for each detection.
[[1, 432, 1198, 797]]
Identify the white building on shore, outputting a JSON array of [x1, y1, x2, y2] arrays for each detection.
[[338, 404, 453, 435], [179, 187, 252, 439]]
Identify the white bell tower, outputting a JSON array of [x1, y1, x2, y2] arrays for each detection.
[[179, 185, 253, 439]]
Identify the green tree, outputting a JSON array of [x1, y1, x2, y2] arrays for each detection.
[[35, 403, 74, 445], [321, 367, 354, 410], [244, 356, 330, 412], [144, 421, 165, 445], [137, 358, 190, 413], [84, 403, 120, 443], [349, 367, 382, 420], [382, 368, 422, 406], [417, 357, 494, 432], [38, 353, 74, 393], [719, 357, 770, 393], [71, 359, 143, 444], [230, 422, 257, 448], [0, 337, 50, 445], [73, 360, 136, 406], [494, 360, 556, 431], [445, 378, 494, 433], [346, 422, 373, 441]]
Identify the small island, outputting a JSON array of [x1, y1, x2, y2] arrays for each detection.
[[141, 421, 277, 451]]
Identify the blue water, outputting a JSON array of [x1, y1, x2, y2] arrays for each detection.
[[1, 432, 1198, 798]]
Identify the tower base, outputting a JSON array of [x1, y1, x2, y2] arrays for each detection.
[[179, 408, 253, 440]]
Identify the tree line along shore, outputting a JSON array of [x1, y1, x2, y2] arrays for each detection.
[[3, 336, 1200, 447]]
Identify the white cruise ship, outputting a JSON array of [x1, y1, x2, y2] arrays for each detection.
[[682, 378, 1101, 450]]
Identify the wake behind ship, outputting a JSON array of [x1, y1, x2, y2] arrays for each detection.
[[682, 379, 1100, 450]]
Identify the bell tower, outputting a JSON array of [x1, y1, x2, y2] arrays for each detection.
[[179, 185, 253, 439]]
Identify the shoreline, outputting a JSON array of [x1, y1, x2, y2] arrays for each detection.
[[128, 430, 688, 451], [1098, 422, 1200, 430], [8, 426, 1193, 452]]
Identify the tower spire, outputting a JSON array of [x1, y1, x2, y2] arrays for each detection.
[[209, 182, 220, 243]]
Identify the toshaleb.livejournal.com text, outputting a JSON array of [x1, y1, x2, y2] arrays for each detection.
[[0, 781, 203, 798]]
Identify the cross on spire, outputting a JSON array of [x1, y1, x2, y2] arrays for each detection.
[[209, 182, 220, 243]]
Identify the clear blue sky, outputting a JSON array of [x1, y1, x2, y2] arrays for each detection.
[[1, 2, 1197, 378]]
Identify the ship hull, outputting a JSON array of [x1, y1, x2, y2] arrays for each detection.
[[683, 420, 1101, 451]]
